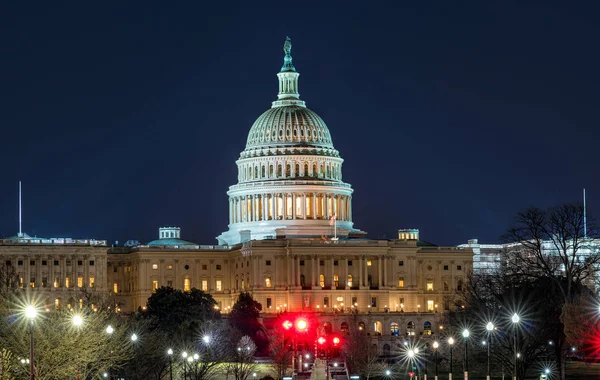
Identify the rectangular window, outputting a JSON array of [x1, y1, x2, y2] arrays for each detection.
[[398, 260, 404, 266], [444, 265, 449, 270], [399, 297, 405, 305], [427, 280, 434, 291], [53, 277, 60, 288], [201, 280, 208, 291], [152, 280, 159, 292], [334, 260, 338, 266], [319, 260, 324, 266], [265, 277, 272, 288], [367, 260, 372, 266], [348, 260, 353, 266], [77, 260, 83, 266], [352, 296, 357, 306], [184, 278, 191, 292], [167, 280, 173, 287], [42, 260, 47, 266], [113, 283, 118, 293], [216, 280, 222, 291], [457, 265, 462, 270], [216, 264, 222, 270], [54, 299, 60, 308], [167, 265, 173, 270], [18, 260, 23, 266], [266, 260, 271, 266], [152, 264, 158, 270], [427, 300, 434, 311], [42, 277, 47, 287], [30, 260, 35, 266], [113, 266, 117, 273], [398, 277, 405, 288], [66, 260, 71, 266], [267, 297, 272, 309], [20, 277, 24, 288], [333, 274, 339, 288], [300, 260, 305, 266], [324, 297, 329, 307], [371, 297, 377, 307], [5, 260, 10, 266], [65, 277, 70, 288], [30, 276, 35, 288], [77, 277, 83, 288], [319, 274, 325, 288], [54, 260, 59, 266], [443, 281, 449, 291], [89, 260, 94, 266], [89, 277, 95, 288]]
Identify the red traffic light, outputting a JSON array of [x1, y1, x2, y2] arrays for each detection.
[[332, 336, 341, 345], [317, 337, 327, 345], [282, 320, 293, 330], [296, 319, 308, 331]]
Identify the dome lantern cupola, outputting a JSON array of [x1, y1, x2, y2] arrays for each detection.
[[273, 37, 305, 108]]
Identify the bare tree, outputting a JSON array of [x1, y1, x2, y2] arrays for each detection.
[[267, 330, 292, 380], [223, 335, 258, 380], [342, 322, 383, 379]]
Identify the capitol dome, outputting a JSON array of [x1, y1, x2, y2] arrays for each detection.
[[217, 38, 361, 245]]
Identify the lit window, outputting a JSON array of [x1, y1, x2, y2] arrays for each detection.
[[336, 296, 344, 302], [19, 277, 24, 288], [202, 280, 208, 291], [184, 278, 191, 292], [427, 300, 434, 311], [54, 299, 60, 308], [53, 277, 60, 288], [324, 297, 329, 307], [267, 298, 272, 308], [371, 297, 377, 307], [367, 260, 372, 266], [319, 274, 325, 288], [89, 277, 95, 288], [347, 275, 353, 287], [427, 279, 434, 291], [216, 280, 222, 291], [398, 277, 405, 288], [113, 283, 118, 293], [152, 264, 158, 270], [167, 265, 173, 270], [77, 277, 83, 288], [30, 277, 35, 288], [265, 277, 272, 288], [241, 280, 245, 289], [333, 274, 339, 288], [65, 277, 70, 288], [152, 280, 159, 292]]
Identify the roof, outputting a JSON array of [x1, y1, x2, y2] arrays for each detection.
[[146, 238, 198, 247]]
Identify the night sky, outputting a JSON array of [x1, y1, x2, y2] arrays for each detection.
[[1, 2, 598, 246]]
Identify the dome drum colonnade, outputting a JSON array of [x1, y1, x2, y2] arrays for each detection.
[[217, 37, 360, 245]]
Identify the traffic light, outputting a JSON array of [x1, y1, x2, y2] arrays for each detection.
[[317, 337, 327, 345], [332, 336, 341, 346], [282, 320, 293, 330], [296, 318, 308, 332]]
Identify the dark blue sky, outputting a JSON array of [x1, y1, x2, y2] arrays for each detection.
[[1, 1, 598, 246]]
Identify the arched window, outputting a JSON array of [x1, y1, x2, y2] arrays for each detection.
[[184, 277, 191, 292], [347, 275, 353, 288], [407, 321, 416, 336], [300, 274, 306, 287], [374, 321, 382, 335], [304, 163, 309, 176], [427, 279, 434, 291], [424, 321, 432, 335], [265, 276, 272, 288], [319, 274, 325, 288], [358, 322, 366, 332], [323, 322, 333, 334], [269, 165, 274, 177], [295, 163, 300, 177], [341, 322, 349, 332], [254, 166, 258, 179], [383, 343, 391, 356], [277, 164, 282, 177], [390, 322, 399, 336], [313, 163, 317, 176], [261, 166, 266, 178], [286, 164, 291, 177]]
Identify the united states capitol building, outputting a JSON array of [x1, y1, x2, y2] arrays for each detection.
[[0, 39, 473, 350]]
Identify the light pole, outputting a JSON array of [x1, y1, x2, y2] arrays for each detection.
[[130, 334, 138, 380], [25, 305, 37, 380], [181, 351, 188, 380], [462, 329, 469, 380], [511, 314, 520, 380], [433, 341, 439, 380], [486, 322, 494, 380], [72, 314, 84, 380], [167, 348, 173, 380], [448, 337, 455, 380]]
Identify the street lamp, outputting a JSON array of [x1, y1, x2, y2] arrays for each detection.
[[202, 335, 211, 344], [167, 348, 173, 380], [486, 322, 494, 380], [448, 337, 455, 380], [511, 314, 520, 380], [462, 329, 470, 380], [182, 351, 188, 380], [106, 325, 114, 334], [25, 305, 37, 380], [433, 341, 439, 380]]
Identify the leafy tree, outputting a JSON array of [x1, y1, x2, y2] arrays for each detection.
[[229, 292, 267, 352]]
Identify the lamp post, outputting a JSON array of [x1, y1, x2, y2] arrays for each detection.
[[25, 305, 37, 380], [181, 351, 188, 380], [72, 314, 84, 380], [462, 329, 469, 380], [486, 322, 494, 380], [130, 334, 138, 380], [433, 341, 439, 380], [167, 348, 173, 380], [511, 314, 520, 380], [448, 337, 455, 380]]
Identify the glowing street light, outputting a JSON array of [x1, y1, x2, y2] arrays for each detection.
[[433, 341, 439, 380], [511, 314, 520, 380], [202, 335, 211, 344], [448, 337, 455, 380], [486, 322, 495, 380], [24, 305, 37, 380], [463, 329, 470, 379], [105, 325, 114, 334], [72, 315, 83, 328]]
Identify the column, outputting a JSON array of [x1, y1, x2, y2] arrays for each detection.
[[330, 257, 335, 289], [283, 194, 288, 219], [312, 193, 317, 219], [358, 256, 363, 288], [311, 256, 316, 287], [344, 258, 349, 289], [271, 193, 276, 220], [378, 255, 382, 288], [237, 198, 242, 223], [364, 256, 369, 287], [296, 256, 301, 287], [262, 194, 267, 221], [288, 255, 292, 288], [229, 198, 233, 223], [348, 197, 352, 221], [383, 256, 388, 287], [292, 193, 297, 219], [302, 193, 307, 220]]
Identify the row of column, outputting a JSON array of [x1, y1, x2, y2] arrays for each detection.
[[229, 193, 352, 224], [239, 161, 342, 182]]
